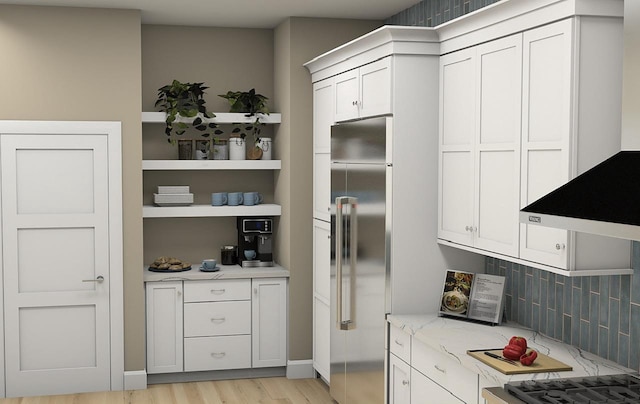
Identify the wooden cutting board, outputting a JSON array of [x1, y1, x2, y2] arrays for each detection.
[[467, 349, 572, 375]]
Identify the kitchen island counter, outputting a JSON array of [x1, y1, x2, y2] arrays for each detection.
[[388, 314, 633, 388]]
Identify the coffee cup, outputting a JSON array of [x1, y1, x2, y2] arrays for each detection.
[[202, 259, 217, 269], [211, 192, 228, 206], [244, 250, 257, 260], [228, 192, 244, 206], [243, 192, 263, 206]]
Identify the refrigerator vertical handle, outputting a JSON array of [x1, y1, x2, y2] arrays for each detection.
[[335, 196, 357, 331]]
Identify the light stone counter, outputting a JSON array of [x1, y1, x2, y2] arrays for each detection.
[[388, 314, 634, 387], [143, 264, 289, 282]]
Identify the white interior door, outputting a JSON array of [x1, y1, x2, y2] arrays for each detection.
[[0, 122, 122, 398]]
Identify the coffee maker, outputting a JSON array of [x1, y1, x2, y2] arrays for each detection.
[[237, 217, 274, 267]]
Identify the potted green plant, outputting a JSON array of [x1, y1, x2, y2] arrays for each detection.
[[155, 80, 223, 144], [219, 88, 270, 159]]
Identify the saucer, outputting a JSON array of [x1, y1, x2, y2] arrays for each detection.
[[199, 266, 220, 272]]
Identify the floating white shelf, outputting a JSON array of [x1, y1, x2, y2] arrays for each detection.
[[142, 159, 281, 170], [143, 204, 282, 218], [142, 111, 281, 124]]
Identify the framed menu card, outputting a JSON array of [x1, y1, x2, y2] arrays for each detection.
[[439, 270, 506, 325]]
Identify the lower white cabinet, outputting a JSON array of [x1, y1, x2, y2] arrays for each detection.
[[145, 277, 287, 375], [145, 281, 183, 374], [388, 323, 479, 404]]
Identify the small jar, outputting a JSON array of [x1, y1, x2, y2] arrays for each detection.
[[212, 140, 228, 160], [229, 137, 246, 160], [221, 245, 237, 265], [258, 137, 272, 160]]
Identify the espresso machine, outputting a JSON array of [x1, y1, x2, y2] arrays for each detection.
[[237, 217, 274, 267]]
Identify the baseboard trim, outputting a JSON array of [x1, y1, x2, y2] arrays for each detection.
[[123, 370, 147, 390], [286, 360, 315, 379], [147, 367, 286, 385]]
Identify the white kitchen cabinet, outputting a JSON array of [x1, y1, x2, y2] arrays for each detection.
[[251, 278, 287, 368], [439, 33, 522, 258], [437, 2, 630, 276], [313, 297, 330, 381], [145, 281, 183, 374], [313, 78, 333, 222], [312, 220, 330, 380], [411, 369, 464, 404], [388, 354, 411, 404], [145, 276, 287, 377], [334, 57, 391, 122]]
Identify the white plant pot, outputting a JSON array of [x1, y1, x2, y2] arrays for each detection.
[[229, 137, 246, 160]]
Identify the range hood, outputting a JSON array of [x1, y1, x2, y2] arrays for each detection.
[[520, 151, 640, 241]]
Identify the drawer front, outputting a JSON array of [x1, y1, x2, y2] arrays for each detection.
[[411, 338, 478, 404], [389, 324, 411, 363], [184, 301, 251, 337], [184, 335, 251, 371], [184, 279, 251, 302]]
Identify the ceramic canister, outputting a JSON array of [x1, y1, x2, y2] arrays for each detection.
[[258, 137, 272, 160], [229, 137, 246, 160]]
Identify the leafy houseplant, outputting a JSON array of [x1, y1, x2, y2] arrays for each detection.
[[218, 88, 270, 145], [155, 80, 223, 143]]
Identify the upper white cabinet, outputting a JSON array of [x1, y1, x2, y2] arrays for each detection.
[[334, 57, 391, 122], [439, 34, 522, 257], [437, 0, 630, 276], [312, 78, 334, 222]]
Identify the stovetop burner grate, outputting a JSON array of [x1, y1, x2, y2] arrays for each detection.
[[505, 374, 640, 403]]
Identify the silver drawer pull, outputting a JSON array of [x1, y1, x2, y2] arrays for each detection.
[[210, 317, 226, 323], [210, 352, 226, 358], [394, 339, 404, 347], [402, 380, 409, 386], [82, 275, 104, 283], [434, 364, 446, 374], [210, 289, 226, 294]]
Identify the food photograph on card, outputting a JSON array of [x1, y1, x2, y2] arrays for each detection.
[[440, 270, 473, 317]]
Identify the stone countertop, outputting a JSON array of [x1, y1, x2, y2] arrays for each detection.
[[388, 314, 634, 387], [143, 264, 289, 282]]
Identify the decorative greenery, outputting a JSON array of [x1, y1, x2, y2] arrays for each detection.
[[219, 88, 270, 143], [155, 80, 223, 143]]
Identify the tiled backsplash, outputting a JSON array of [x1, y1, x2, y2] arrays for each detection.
[[486, 241, 640, 371], [385, 0, 501, 27]]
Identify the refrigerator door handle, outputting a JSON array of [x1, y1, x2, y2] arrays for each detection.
[[335, 196, 357, 331]]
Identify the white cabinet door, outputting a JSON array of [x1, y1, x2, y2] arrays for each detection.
[[313, 297, 330, 381], [146, 281, 183, 374], [313, 78, 334, 221], [438, 47, 476, 246], [410, 369, 464, 404], [252, 278, 287, 368], [388, 354, 411, 404], [473, 34, 522, 257], [334, 58, 391, 122], [519, 19, 572, 268]]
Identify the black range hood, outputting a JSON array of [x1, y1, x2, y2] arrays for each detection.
[[519, 151, 640, 241]]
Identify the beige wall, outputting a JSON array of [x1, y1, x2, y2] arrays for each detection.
[[273, 18, 382, 360], [622, 0, 640, 149], [0, 5, 144, 370]]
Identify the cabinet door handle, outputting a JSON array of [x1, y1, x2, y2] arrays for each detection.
[[352, 100, 359, 106], [254, 287, 258, 295], [210, 317, 226, 323], [434, 364, 446, 374], [394, 339, 404, 347], [402, 380, 409, 386], [210, 352, 226, 358], [555, 243, 566, 250], [82, 275, 104, 283], [210, 289, 226, 295]]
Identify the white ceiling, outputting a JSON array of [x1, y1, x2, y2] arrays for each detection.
[[0, 0, 419, 28]]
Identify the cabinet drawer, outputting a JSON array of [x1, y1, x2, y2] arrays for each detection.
[[389, 324, 411, 364], [184, 335, 251, 371], [184, 301, 251, 337], [411, 337, 478, 404], [184, 279, 251, 302]]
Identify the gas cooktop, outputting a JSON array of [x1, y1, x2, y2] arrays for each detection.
[[505, 374, 640, 404]]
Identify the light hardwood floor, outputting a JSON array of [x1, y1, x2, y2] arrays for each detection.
[[0, 377, 335, 404]]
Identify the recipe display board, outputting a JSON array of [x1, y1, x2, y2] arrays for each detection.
[[439, 270, 506, 325]]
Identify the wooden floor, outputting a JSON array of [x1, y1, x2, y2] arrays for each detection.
[[0, 377, 335, 404]]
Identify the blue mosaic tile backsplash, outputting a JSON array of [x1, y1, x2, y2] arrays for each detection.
[[486, 241, 640, 371], [387, 0, 640, 373]]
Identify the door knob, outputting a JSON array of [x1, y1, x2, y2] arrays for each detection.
[[82, 275, 104, 283]]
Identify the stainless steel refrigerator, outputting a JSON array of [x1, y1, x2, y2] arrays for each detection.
[[330, 116, 390, 404]]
